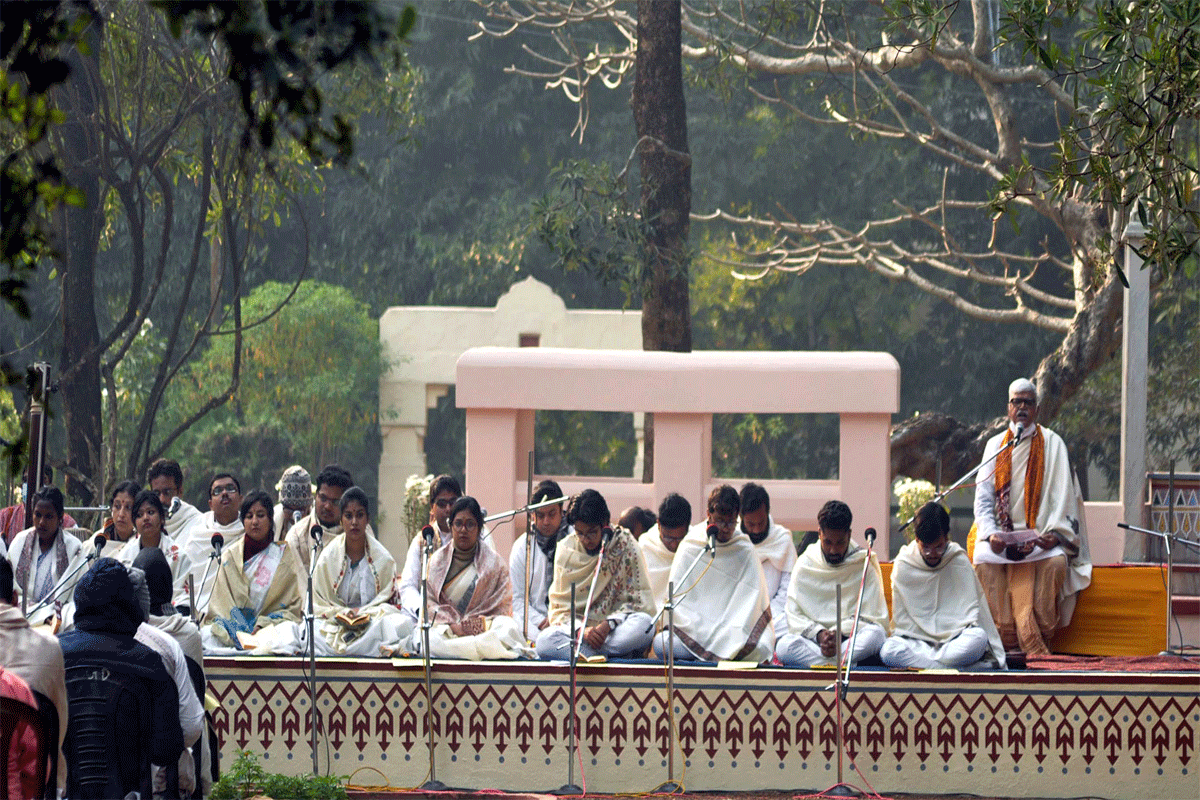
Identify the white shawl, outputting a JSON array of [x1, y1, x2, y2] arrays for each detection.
[[668, 524, 773, 662], [786, 543, 889, 640], [637, 525, 677, 614], [312, 532, 397, 619], [892, 541, 1005, 667]]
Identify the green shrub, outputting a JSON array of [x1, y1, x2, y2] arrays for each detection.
[[211, 750, 348, 800]]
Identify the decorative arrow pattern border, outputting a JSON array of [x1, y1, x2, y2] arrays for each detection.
[[206, 661, 1197, 797]]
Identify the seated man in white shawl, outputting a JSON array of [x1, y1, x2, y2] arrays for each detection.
[[882, 502, 1005, 670], [535, 489, 656, 660], [509, 479, 569, 641], [973, 378, 1091, 656], [637, 492, 691, 614], [419, 496, 526, 659], [312, 487, 413, 656], [776, 500, 888, 668], [739, 483, 798, 639], [284, 464, 359, 579], [179, 473, 246, 616], [9, 485, 84, 627], [203, 490, 304, 654], [652, 485, 774, 663]]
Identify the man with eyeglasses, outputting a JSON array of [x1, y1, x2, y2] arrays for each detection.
[[509, 479, 569, 641], [180, 473, 244, 614], [284, 465, 363, 579], [651, 485, 774, 663], [972, 378, 1090, 657], [882, 502, 1005, 670]]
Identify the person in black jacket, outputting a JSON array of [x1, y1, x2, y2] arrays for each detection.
[[58, 557, 184, 796]]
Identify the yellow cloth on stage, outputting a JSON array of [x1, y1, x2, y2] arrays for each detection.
[[881, 562, 1166, 657]]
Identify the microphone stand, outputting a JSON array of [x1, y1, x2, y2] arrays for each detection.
[[524, 452, 534, 643], [552, 582, 583, 795], [650, 535, 715, 630], [1118, 522, 1200, 656], [484, 494, 569, 525], [897, 426, 1026, 535], [659, 579, 682, 794], [306, 531, 321, 777], [191, 544, 222, 625], [418, 529, 447, 791], [574, 533, 611, 661], [824, 534, 878, 798]]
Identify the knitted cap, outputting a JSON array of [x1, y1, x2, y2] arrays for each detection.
[[276, 465, 313, 507]]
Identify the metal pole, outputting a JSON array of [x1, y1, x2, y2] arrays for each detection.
[[420, 531, 447, 791], [553, 583, 583, 794], [524, 451, 534, 643], [307, 541, 319, 776], [1166, 463, 1175, 653], [660, 580, 681, 793]]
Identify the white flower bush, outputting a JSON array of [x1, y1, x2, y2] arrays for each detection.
[[403, 473, 434, 541]]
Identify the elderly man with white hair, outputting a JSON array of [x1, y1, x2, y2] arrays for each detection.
[[972, 378, 1091, 657]]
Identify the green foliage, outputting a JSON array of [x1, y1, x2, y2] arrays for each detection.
[[999, 0, 1200, 278], [1056, 273, 1200, 495], [165, 280, 387, 499], [153, 0, 416, 165], [211, 749, 347, 800]]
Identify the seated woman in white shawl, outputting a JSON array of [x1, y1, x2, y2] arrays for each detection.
[[9, 485, 84, 628], [202, 490, 304, 654], [312, 487, 413, 657], [417, 496, 526, 659]]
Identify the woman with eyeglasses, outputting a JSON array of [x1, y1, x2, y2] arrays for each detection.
[[202, 489, 304, 654], [417, 496, 527, 659], [311, 487, 413, 656]]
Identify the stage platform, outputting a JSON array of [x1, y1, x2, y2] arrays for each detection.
[[205, 657, 1198, 799]]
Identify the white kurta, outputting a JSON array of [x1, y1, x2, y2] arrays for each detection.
[[973, 423, 1091, 622], [311, 532, 410, 656], [747, 516, 797, 638], [666, 524, 774, 662], [890, 541, 1005, 668], [509, 531, 553, 640]]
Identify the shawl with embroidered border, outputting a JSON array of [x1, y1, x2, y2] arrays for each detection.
[[668, 524, 774, 662], [547, 526, 655, 628]]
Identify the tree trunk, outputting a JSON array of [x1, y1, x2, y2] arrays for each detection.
[[631, 0, 692, 482], [890, 254, 1127, 486], [55, 34, 103, 503]]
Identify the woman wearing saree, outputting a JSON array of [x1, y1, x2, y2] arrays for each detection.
[[202, 490, 303, 654], [419, 496, 527, 660], [311, 487, 412, 656]]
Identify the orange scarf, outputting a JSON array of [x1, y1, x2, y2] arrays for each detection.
[[994, 426, 1045, 532]]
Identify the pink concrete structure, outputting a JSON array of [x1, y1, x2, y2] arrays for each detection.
[[457, 347, 900, 556]]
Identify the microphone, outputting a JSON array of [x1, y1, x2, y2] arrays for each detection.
[[601, 526, 614, 547], [706, 523, 719, 553], [864, 527, 877, 547], [1014, 423, 1025, 443], [210, 533, 224, 560], [167, 497, 181, 520], [292, 509, 302, 526], [310, 524, 324, 548], [421, 524, 435, 547], [92, 533, 107, 558]]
